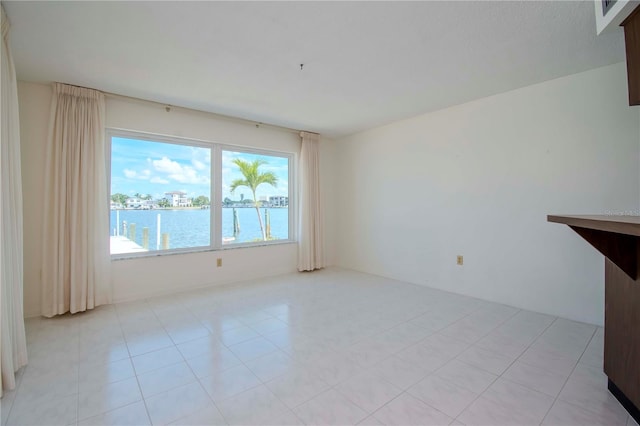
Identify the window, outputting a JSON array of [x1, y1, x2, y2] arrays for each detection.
[[108, 130, 293, 257], [221, 150, 290, 245]]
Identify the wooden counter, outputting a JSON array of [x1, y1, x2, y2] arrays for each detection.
[[548, 215, 640, 423]]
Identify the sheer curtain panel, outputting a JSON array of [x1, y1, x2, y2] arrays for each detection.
[[1, 5, 28, 397], [297, 132, 325, 271], [41, 83, 111, 317]]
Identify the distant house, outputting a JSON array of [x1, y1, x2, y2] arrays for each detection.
[[269, 195, 288, 207], [165, 191, 192, 207], [125, 197, 143, 209]]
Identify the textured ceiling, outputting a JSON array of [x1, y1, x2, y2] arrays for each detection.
[[3, 1, 626, 137]]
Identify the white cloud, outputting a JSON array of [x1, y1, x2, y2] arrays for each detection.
[[152, 156, 210, 185], [191, 147, 210, 171], [152, 157, 183, 174], [123, 169, 137, 178], [192, 159, 206, 171], [150, 177, 170, 184], [169, 167, 209, 184], [123, 168, 151, 180]]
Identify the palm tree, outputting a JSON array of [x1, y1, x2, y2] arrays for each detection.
[[230, 159, 277, 240]]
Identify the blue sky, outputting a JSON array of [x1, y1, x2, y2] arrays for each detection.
[[111, 137, 289, 201]]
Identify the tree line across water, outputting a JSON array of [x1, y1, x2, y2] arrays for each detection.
[[111, 193, 211, 208]]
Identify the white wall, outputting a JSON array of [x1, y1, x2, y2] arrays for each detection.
[[18, 82, 337, 317], [334, 63, 640, 326]]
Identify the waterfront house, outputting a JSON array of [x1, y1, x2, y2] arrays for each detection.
[[165, 191, 192, 208], [125, 197, 143, 209], [269, 195, 289, 208]]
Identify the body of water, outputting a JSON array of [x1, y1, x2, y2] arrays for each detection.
[[110, 207, 289, 251]]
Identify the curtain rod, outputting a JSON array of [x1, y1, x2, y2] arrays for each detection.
[[102, 90, 317, 136]]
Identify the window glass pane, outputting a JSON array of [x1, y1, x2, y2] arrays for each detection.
[[110, 136, 211, 255], [222, 150, 289, 244]]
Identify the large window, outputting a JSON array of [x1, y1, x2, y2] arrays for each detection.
[[108, 130, 293, 257]]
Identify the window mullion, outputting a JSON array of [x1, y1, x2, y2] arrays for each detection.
[[213, 144, 223, 249]]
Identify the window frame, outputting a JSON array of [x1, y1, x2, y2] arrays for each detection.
[[107, 128, 296, 260]]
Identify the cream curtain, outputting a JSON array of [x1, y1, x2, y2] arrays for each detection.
[[41, 83, 111, 317], [1, 5, 28, 397], [297, 132, 324, 271]]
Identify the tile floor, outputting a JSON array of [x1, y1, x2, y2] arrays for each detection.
[[2, 268, 638, 426]]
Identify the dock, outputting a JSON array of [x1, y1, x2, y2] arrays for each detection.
[[110, 236, 147, 254]]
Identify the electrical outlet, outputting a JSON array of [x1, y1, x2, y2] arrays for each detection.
[[457, 255, 463, 265], [216, 258, 222, 267]]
